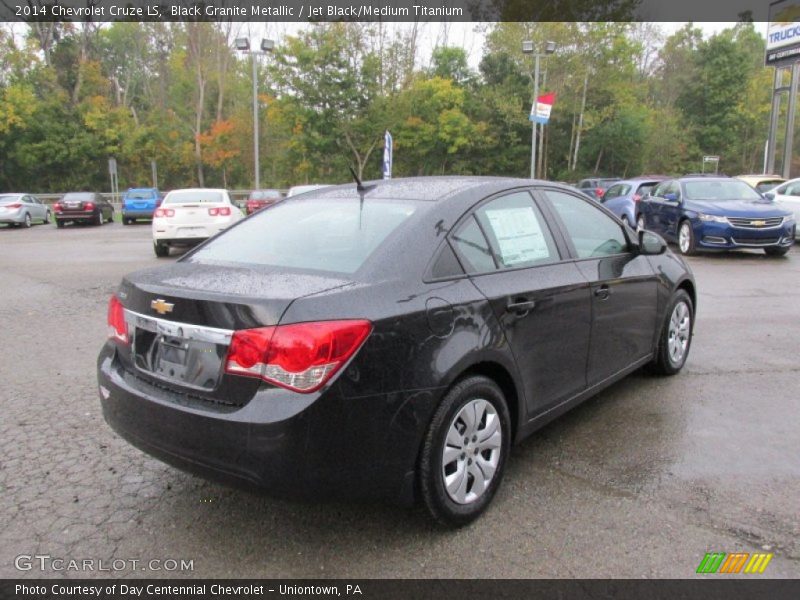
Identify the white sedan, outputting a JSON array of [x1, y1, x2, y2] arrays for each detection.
[[152, 188, 243, 257], [766, 178, 800, 240]]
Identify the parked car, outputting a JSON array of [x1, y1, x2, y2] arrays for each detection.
[[576, 177, 620, 201], [639, 176, 795, 256], [122, 188, 161, 224], [736, 174, 786, 194], [245, 189, 283, 215], [602, 177, 667, 228], [286, 184, 332, 197], [99, 176, 696, 526], [0, 193, 50, 228], [765, 178, 800, 239], [54, 192, 114, 228], [151, 188, 243, 257]]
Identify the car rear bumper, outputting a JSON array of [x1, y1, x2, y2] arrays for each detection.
[[122, 209, 155, 219], [55, 212, 97, 222], [0, 213, 25, 224], [152, 219, 235, 242], [97, 346, 424, 504], [694, 220, 796, 249]]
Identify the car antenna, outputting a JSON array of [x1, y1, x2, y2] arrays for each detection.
[[349, 166, 377, 195]]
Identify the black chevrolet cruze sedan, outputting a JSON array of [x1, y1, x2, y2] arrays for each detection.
[[98, 177, 696, 526]]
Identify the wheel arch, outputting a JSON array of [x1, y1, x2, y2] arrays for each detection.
[[441, 360, 522, 444]]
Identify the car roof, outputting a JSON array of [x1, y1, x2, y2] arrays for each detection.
[[311, 176, 547, 202], [126, 187, 158, 192], [736, 175, 785, 184]]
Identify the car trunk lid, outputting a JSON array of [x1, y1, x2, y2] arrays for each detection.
[[115, 262, 352, 398]]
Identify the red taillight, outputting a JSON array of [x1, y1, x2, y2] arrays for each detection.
[[225, 320, 372, 393], [84, 202, 95, 211], [596, 188, 605, 198], [633, 193, 642, 204], [209, 206, 232, 216], [107, 295, 128, 344], [5, 203, 22, 209], [53, 203, 62, 213], [154, 208, 175, 218]]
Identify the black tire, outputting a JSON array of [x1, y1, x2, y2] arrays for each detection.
[[677, 219, 696, 256], [23, 213, 31, 228], [107, 210, 114, 224], [43, 211, 50, 224], [649, 289, 694, 376], [419, 375, 511, 527], [123, 217, 131, 225], [56, 219, 65, 228], [154, 241, 169, 257], [764, 246, 790, 257], [95, 211, 104, 226]]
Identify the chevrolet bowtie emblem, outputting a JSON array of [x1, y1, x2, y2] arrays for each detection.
[[752, 220, 766, 226], [151, 298, 174, 315]]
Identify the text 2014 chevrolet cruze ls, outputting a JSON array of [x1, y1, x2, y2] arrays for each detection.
[[98, 177, 696, 526]]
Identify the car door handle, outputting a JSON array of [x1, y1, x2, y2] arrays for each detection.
[[506, 299, 536, 314], [594, 286, 611, 300]]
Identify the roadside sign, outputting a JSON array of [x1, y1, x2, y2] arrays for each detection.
[[108, 157, 117, 176], [702, 155, 720, 174], [530, 93, 556, 125]]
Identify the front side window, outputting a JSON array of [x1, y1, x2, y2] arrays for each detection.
[[544, 190, 629, 258]]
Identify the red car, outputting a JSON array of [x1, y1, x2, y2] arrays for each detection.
[[245, 189, 283, 215]]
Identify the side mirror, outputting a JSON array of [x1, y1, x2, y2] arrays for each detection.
[[763, 191, 775, 201], [638, 230, 667, 255], [663, 192, 679, 203]]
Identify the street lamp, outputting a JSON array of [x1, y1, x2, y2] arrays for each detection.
[[236, 37, 275, 190], [523, 40, 557, 179]]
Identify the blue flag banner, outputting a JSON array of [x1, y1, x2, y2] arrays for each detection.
[[383, 130, 393, 180]]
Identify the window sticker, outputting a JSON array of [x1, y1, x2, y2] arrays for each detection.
[[484, 207, 551, 265]]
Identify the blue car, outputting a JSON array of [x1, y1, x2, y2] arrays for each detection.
[[122, 188, 161, 225], [601, 178, 665, 228], [639, 176, 795, 257]]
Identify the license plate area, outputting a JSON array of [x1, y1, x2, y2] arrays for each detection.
[[132, 321, 227, 391]]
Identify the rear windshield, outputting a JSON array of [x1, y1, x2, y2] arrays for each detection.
[[164, 191, 223, 204], [63, 193, 93, 201], [189, 196, 417, 274], [125, 190, 156, 199], [755, 181, 783, 193], [250, 190, 281, 200], [0, 195, 23, 203], [683, 180, 762, 201]]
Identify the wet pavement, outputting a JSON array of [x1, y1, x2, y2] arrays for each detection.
[[0, 222, 798, 578]]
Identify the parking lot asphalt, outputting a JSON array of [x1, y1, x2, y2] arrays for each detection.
[[1, 221, 798, 579]]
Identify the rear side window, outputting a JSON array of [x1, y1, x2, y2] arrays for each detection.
[[544, 190, 628, 258], [475, 192, 559, 268], [450, 191, 559, 273], [189, 197, 417, 275], [451, 217, 496, 274]]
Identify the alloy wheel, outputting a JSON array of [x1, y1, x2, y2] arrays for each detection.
[[667, 300, 691, 366]]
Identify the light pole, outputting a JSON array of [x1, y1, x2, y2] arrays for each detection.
[[235, 37, 275, 191], [522, 40, 556, 179]]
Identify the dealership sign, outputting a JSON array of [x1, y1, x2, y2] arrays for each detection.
[[529, 93, 555, 125], [767, 0, 800, 65]]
